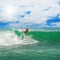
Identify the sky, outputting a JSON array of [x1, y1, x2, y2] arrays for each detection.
[[0, 0, 60, 28]]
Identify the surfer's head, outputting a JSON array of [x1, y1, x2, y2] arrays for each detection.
[[22, 28, 29, 33]]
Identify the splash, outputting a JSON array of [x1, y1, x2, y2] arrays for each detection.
[[0, 30, 38, 46]]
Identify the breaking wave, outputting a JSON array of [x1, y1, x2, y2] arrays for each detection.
[[0, 30, 38, 46]]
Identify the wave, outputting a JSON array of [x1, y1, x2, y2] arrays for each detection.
[[0, 30, 38, 46]]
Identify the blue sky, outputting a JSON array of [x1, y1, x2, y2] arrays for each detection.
[[46, 14, 60, 26], [0, 0, 60, 28]]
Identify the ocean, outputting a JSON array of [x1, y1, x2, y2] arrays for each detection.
[[0, 29, 60, 60]]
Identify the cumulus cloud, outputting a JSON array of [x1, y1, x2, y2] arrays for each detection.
[[0, 0, 60, 28]]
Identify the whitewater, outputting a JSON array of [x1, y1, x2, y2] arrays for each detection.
[[0, 30, 38, 46]]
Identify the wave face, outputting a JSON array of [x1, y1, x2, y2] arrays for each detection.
[[0, 29, 38, 46]]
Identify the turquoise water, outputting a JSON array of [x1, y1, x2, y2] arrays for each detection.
[[0, 29, 60, 60], [0, 44, 60, 60]]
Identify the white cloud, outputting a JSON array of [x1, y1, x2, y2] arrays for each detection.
[[0, 0, 60, 25], [51, 22, 60, 27]]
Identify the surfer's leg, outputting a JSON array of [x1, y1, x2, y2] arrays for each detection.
[[21, 32, 25, 39]]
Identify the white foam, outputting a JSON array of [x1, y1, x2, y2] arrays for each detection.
[[0, 31, 38, 46]]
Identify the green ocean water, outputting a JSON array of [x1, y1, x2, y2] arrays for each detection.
[[0, 29, 60, 60]]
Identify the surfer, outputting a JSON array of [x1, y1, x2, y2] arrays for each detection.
[[21, 28, 29, 39]]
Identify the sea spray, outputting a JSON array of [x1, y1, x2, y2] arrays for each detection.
[[0, 30, 38, 46]]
